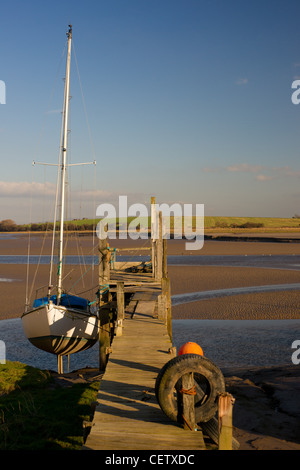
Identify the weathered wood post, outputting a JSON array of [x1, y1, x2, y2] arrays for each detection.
[[218, 393, 235, 450], [157, 293, 166, 323], [98, 231, 111, 371], [163, 238, 167, 278], [161, 276, 172, 341], [98, 305, 111, 372], [99, 235, 110, 293], [151, 197, 156, 278], [177, 372, 196, 431], [155, 211, 163, 282], [115, 281, 125, 336]]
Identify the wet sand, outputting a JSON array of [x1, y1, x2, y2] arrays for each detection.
[[2, 231, 300, 255], [1, 233, 300, 320], [1, 262, 300, 321], [223, 365, 300, 450], [1, 234, 300, 450]]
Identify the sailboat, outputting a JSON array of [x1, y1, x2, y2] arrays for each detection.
[[21, 25, 99, 370]]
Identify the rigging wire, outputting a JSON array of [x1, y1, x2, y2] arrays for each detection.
[[26, 35, 100, 306], [49, 88, 65, 295], [25, 164, 34, 310], [25, 40, 68, 307], [66, 40, 98, 295], [72, 40, 96, 163]]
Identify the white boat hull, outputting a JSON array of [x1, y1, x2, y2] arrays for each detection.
[[22, 302, 99, 356]]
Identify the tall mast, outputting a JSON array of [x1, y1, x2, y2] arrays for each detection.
[[57, 24, 72, 301]]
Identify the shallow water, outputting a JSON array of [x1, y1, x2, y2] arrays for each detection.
[[0, 317, 299, 372], [171, 284, 300, 304], [172, 319, 300, 369], [1, 254, 300, 270]]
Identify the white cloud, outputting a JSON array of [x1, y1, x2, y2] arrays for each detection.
[[236, 78, 248, 85], [0, 181, 56, 197], [202, 163, 300, 182], [0, 181, 115, 200], [72, 188, 112, 201], [226, 163, 264, 173], [256, 174, 274, 181]]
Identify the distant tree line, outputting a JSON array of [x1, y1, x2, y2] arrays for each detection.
[[214, 220, 265, 229], [0, 219, 96, 232]]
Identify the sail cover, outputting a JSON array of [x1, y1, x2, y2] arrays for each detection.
[[33, 293, 89, 310]]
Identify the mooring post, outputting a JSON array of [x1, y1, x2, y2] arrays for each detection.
[[151, 197, 156, 278], [178, 372, 196, 431], [161, 276, 172, 341], [115, 281, 125, 336], [218, 393, 235, 450], [98, 231, 112, 371], [99, 235, 110, 297], [157, 293, 166, 323], [155, 211, 163, 281], [99, 305, 112, 372], [163, 237, 167, 278]]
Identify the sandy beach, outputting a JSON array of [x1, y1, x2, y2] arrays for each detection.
[[1, 233, 300, 450]]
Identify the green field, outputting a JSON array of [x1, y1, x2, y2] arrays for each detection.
[[2, 215, 300, 233], [203, 216, 300, 231], [66, 215, 300, 232]]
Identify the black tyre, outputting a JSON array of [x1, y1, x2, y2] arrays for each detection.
[[155, 354, 225, 423]]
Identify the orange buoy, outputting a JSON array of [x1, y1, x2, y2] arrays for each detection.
[[178, 342, 203, 356]]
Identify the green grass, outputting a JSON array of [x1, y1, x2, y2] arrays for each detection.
[[71, 215, 300, 229], [0, 361, 100, 450], [204, 216, 300, 230], [5, 215, 300, 233]]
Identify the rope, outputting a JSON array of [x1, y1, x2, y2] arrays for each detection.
[[109, 247, 116, 269], [179, 384, 197, 431], [98, 284, 110, 294], [182, 415, 195, 431], [88, 284, 109, 306], [179, 385, 197, 396]]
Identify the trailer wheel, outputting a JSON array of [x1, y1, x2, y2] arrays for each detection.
[[155, 354, 225, 423]]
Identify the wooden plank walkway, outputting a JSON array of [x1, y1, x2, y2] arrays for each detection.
[[83, 296, 206, 450]]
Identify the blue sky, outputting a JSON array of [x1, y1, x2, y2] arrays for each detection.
[[1, 0, 300, 223]]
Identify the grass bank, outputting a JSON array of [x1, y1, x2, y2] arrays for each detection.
[[0, 361, 100, 450], [9, 215, 300, 234]]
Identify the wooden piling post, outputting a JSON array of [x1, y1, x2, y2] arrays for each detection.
[[115, 281, 125, 336], [99, 305, 112, 372], [157, 294, 166, 323], [155, 211, 163, 281], [161, 276, 172, 341], [99, 235, 110, 298], [98, 233, 111, 370], [151, 197, 156, 278], [163, 238, 167, 278], [178, 372, 196, 431], [218, 393, 235, 450]]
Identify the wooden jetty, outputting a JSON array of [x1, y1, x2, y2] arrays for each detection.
[[83, 202, 206, 450], [83, 293, 205, 450]]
